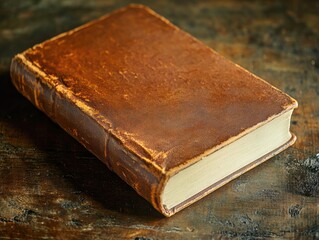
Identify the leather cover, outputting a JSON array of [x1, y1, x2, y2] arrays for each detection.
[[10, 5, 298, 216]]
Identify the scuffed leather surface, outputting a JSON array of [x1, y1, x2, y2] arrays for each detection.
[[22, 5, 295, 175]]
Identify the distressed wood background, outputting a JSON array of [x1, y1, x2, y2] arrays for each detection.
[[0, 0, 318, 239]]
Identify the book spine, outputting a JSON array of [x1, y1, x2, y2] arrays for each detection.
[[10, 55, 164, 215]]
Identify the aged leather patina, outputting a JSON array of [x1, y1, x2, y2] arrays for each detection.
[[10, 5, 297, 216]]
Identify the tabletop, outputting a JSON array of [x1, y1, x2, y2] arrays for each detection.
[[0, 0, 318, 239]]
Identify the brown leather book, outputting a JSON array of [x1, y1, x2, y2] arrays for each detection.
[[10, 5, 297, 217]]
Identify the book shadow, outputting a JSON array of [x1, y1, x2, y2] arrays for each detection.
[[1, 71, 163, 220]]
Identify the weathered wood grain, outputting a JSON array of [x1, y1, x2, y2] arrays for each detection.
[[0, 0, 318, 239]]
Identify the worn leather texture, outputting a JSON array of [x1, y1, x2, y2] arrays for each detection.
[[10, 5, 297, 216]]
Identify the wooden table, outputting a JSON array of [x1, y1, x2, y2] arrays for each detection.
[[1, 1, 318, 239]]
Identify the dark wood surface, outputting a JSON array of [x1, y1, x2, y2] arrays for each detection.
[[1, 0, 318, 239]]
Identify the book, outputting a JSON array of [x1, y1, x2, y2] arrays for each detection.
[[10, 4, 298, 217]]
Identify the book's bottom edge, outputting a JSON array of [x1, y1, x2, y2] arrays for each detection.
[[163, 133, 296, 217]]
